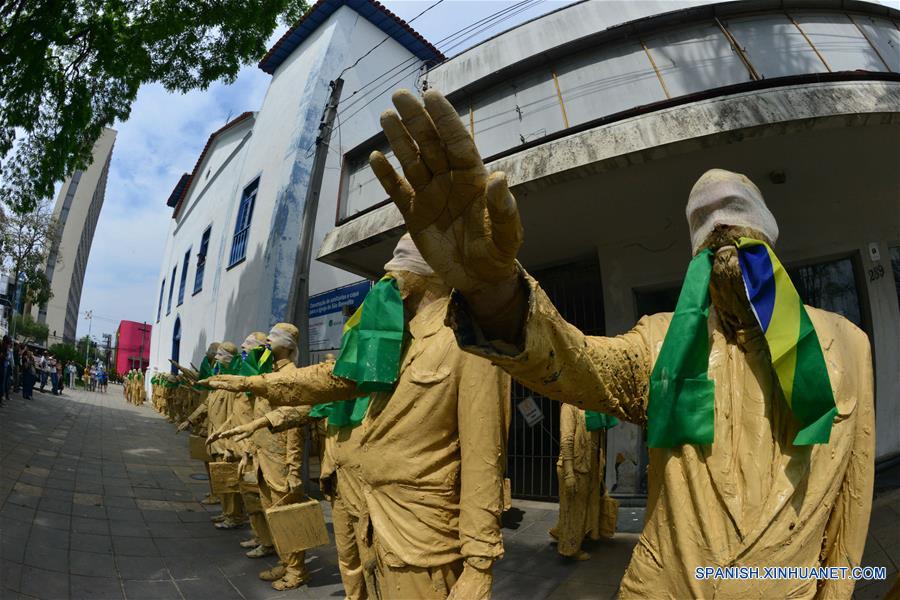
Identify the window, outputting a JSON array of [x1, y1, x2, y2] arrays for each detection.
[[157, 279, 166, 322], [194, 226, 211, 294], [229, 179, 258, 267], [633, 256, 865, 329], [788, 257, 863, 329], [177, 248, 191, 306], [166, 266, 176, 315]]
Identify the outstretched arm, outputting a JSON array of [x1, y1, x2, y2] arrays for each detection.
[[204, 362, 361, 406]]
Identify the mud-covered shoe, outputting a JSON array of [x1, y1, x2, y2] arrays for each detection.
[[245, 544, 276, 558], [201, 494, 221, 505], [239, 537, 260, 548], [214, 518, 242, 529], [210, 513, 227, 523], [271, 570, 310, 591], [259, 564, 286, 582]]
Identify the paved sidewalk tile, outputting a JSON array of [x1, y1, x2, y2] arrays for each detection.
[[2, 386, 899, 599]]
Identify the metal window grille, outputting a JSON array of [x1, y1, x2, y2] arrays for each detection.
[[229, 180, 258, 267], [177, 248, 190, 305], [157, 279, 165, 322], [194, 227, 211, 293], [166, 266, 176, 315], [507, 258, 604, 501]]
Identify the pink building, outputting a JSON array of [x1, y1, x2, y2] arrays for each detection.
[[115, 321, 151, 375]]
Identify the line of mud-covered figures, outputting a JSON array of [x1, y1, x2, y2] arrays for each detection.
[[126, 89, 882, 600], [137, 281, 615, 598]]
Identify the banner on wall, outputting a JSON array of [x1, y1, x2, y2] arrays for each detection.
[[308, 280, 372, 352]]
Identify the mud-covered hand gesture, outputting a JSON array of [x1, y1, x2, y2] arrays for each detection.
[[210, 418, 268, 443], [370, 89, 524, 316]]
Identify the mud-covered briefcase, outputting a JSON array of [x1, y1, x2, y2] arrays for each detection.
[[266, 499, 330, 555]]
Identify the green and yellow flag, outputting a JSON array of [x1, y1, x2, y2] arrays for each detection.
[[310, 276, 405, 428], [647, 239, 836, 448]]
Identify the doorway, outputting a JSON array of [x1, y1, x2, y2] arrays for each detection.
[[171, 317, 181, 374], [507, 257, 604, 501]]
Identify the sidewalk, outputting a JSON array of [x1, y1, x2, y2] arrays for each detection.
[[0, 386, 897, 599]]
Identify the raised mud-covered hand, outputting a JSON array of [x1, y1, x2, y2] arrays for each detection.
[[447, 561, 492, 600], [370, 89, 524, 312]]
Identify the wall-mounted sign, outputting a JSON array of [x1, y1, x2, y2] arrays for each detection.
[[308, 280, 372, 351], [517, 396, 544, 428]]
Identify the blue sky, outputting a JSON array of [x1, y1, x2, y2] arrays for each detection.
[[74, 0, 583, 341]]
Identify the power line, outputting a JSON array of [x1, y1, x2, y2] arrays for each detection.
[[335, 0, 546, 125], [336, 0, 540, 116], [336, 0, 447, 82]]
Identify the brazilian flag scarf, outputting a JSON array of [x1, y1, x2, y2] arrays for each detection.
[[310, 276, 405, 428], [213, 356, 242, 376], [239, 346, 274, 377], [647, 238, 837, 448]]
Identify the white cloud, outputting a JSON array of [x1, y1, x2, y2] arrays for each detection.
[[75, 63, 273, 341]]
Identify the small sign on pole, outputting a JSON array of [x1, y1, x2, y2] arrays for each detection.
[[517, 396, 544, 427]]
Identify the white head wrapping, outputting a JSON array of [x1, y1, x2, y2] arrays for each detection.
[[383, 233, 435, 277], [686, 169, 779, 255], [241, 332, 267, 353], [268, 323, 299, 364], [215, 342, 237, 365]]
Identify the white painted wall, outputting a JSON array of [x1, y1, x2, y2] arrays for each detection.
[[149, 4, 428, 373]]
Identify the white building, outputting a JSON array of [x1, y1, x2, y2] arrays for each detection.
[[148, 0, 441, 372], [151, 0, 900, 499]]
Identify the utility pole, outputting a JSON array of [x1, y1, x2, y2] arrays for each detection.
[[83, 310, 93, 363], [288, 78, 344, 368], [103, 334, 111, 372], [139, 322, 147, 372]]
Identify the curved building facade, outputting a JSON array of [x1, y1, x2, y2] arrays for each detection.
[[150, 0, 899, 500], [317, 0, 900, 495], [37, 128, 117, 345]]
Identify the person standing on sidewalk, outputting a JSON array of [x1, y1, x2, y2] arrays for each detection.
[[0, 335, 10, 404], [21, 349, 36, 400], [38, 352, 48, 392]]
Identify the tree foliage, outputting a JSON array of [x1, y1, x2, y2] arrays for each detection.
[[0, 198, 57, 306], [76, 334, 98, 363], [12, 312, 48, 343], [49, 342, 82, 366], [0, 0, 309, 213]]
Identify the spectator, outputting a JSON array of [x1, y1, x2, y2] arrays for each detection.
[[48, 356, 59, 395], [12, 342, 20, 393], [55, 360, 64, 395], [38, 352, 48, 392], [0, 335, 10, 405], [67, 362, 77, 388], [21, 350, 36, 400]]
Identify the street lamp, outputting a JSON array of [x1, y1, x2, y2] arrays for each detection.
[[83, 310, 93, 363]]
